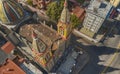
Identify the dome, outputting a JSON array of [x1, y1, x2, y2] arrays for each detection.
[[0, 0, 25, 25]]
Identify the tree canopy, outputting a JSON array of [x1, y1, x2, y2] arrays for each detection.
[[46, 0, 81, 28], [70, 14, 81, 28], [46, 0, 64, 22]]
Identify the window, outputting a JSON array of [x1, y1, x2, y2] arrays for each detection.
[[38, 39, 46, 53], [59, 26, 64, 35], [45, 52, 51, 62], [99, 3, 107, 8]]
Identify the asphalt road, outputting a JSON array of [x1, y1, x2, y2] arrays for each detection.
[[106, 53, 120, 74], [103, 21, 120, 48], [71, 30, 120, 74]]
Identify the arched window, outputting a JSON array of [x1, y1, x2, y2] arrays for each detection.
[[59, 26, 64, 36]]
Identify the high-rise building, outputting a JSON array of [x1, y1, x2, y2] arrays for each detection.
[[80, 0, 113, 38]]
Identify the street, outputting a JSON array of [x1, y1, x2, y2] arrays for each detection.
[[106, 52, 120, 74], [71, 30, 120, 74], [103, 21, 120, 48]]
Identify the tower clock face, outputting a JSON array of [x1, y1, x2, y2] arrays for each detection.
[[60, 26, 64, 30]]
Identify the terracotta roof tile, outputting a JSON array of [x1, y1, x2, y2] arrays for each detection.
[[1, 41, 15, 54], [72, 6, 85, 21], [0, 59, 26, 74]]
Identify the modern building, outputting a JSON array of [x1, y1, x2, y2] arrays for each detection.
[[110, 0, 120, 7], [80, 0, 113, 38]]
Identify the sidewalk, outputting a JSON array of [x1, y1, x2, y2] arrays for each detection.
[[73, 29, 100, 43]]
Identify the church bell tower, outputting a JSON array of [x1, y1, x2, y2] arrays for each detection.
[[57, 0, 72, 39]]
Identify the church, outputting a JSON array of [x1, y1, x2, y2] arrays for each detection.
[[0, 0, 73, 73]]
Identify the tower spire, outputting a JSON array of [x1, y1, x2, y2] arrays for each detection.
[[57, 0, 72, 39], [32, 30, 37, 39], [60, 0, 70, 24], [32, 30, 42, 56], [64, 0, 68, 7]]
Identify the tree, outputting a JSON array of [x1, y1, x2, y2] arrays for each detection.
[[46, 0, 81, 28], [70, 14, 81, 28], [26, 0, 33, 6], [46, 0, 64, 22]]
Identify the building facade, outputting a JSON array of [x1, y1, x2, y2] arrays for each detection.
[[80, 0, 113, 38]]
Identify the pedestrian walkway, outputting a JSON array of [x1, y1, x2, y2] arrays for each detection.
[[73, 29, 100, 43]]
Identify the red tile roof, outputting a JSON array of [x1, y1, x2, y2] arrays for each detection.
[[1, 41, 15, 54], [72, 6, 85, 21], [0, 59, 26, 74]]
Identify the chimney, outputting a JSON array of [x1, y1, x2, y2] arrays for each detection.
[[32, 30, 37, 39]]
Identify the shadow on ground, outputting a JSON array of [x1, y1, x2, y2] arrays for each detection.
[[71, 34, 120, 74]]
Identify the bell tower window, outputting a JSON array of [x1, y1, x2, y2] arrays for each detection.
[[59, 26, 64, 36]]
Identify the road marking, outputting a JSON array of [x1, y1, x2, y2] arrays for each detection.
[[100, 44, 120, 74]]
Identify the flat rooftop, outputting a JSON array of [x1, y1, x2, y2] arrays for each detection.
[[87, 0, 113, 18]]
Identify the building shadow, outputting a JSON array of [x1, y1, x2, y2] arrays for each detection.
[[71, 34, 120, 74], [98, 20, 120, 42]]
